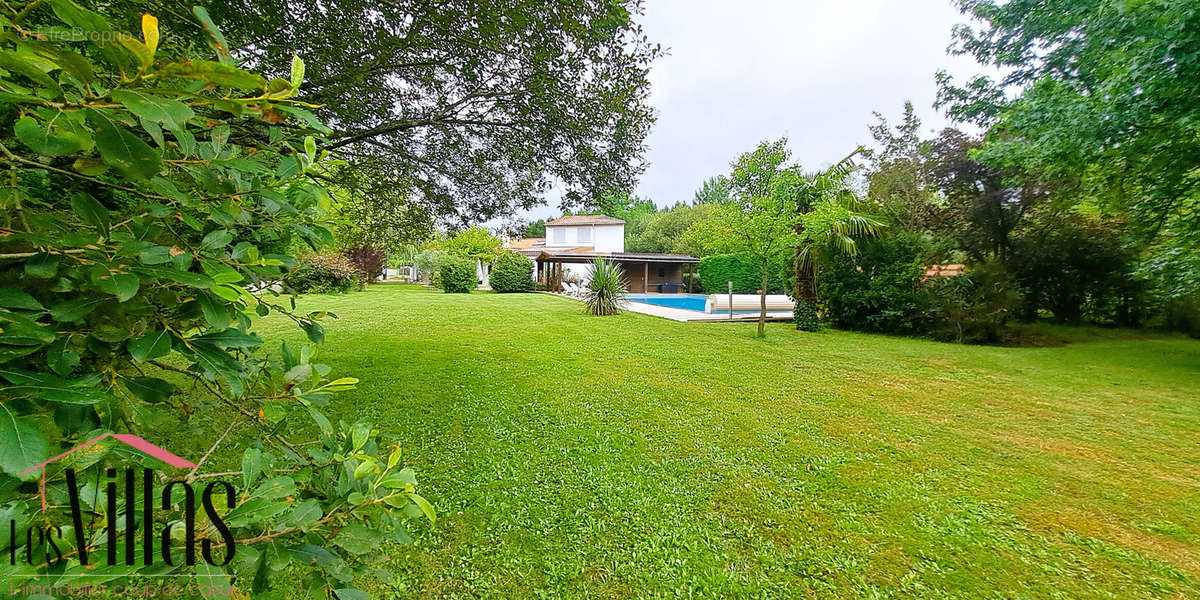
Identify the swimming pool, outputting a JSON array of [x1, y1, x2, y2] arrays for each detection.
[[626, 294, 759, 314]]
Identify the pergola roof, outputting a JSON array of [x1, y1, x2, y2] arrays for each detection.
[[535, 251, 698, 264]]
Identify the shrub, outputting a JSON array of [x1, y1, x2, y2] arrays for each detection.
[[0, 6, 430, 592], [925, 262, 1020, 344], [794, 301, 820, 331], [1165, 295, 1200, 338], [286, 252, 363, 294], [440, 257, 477, 293], [818, 234, 928, 334], [697, 253, 788, 294], [342, 245, 387, 284], [1009, 217, 1136, 323], [584, 258, 629, 315], [490, 251, 534, 292]]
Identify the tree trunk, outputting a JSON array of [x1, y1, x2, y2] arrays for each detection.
[[758, 262, 768, 337]]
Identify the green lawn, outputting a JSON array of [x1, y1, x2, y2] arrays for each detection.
[[247, 285, 1199, 598]]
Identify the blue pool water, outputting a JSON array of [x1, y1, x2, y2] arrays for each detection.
[[626, 294, 759, 314]]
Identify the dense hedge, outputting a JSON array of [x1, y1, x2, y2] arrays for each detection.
[[490, 251, 534, 292], [819, 234, 927, 333], [440, 257, 477, 293], [697, 253, 789, 294]]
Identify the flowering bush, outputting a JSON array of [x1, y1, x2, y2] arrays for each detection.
[[287, 253, 363, 293]]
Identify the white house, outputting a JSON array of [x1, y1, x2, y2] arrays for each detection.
[[506, 215, 699, 293]]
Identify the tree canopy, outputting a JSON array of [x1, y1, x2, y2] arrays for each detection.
[[132, 0, 661, 240], [938, 0, 1200, 269]]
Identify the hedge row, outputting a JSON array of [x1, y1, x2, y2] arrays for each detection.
[[697, 253, 790, 294]]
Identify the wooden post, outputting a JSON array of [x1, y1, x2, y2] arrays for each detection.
[[687, 263, 694, 293], [643, 262, 649, 293]]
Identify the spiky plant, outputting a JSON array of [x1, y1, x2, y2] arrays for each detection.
[[583, 257, 628, 316]]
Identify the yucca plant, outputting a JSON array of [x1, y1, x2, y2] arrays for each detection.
[[583, 257, 629, 315]]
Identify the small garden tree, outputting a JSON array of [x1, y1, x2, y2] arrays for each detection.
[[687, 140, 803, 337]]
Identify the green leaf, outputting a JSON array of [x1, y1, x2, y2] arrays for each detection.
[[25, 253, 59, 278], [73, 157, 108, 175], [290, 54, 305, 89], [200, 229, 234, 250], [331, 524, 379, 555], [0, 289, 43, 311], [157, 60, 266, 90], [111, 90, 194, 132], [353, 459, 375, 480], [14, 116, 88, 156], [191, 328, 261, 349], [287, 544, 337, 567], [128, 328, 172, 362], [304, 136, 316, 164], [300, 320, 324, 343], [46, 338, 80, 376], [333, 588, 370, 600], [194, 563, 231, 600], [241, 447, 269, 490], [0, 405, 48, 480], [87, 109, 160, 180], [196, 294, 232, 328], [124, 376, 173, 403], [282, 499, 322, 530], [186, 342, 244, 390], [307, 407, 332, 435], [49, 297, 105, 322], [69, 193, 110, 234], [349, 420, 370, 451], [0, 369, 108, 405], [192, 6, 234, 65], [379, 467, 417, 490], [47, 0, 109, 34], [407, 492, 436, 525], [116, 33, 153, 71], [96, 272, 139, 302], [0, 310, 56, 346]]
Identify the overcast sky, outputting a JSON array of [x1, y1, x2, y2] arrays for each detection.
[[518, 0, 985, 221]]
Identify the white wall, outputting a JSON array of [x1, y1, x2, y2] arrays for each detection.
[[544, 223, 624, 252], [592, 224, 624, 252]]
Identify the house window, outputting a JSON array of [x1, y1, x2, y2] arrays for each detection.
[[551, 228, 566, 244], [577, 227, 592, 244], [657, 266, 665, 278]]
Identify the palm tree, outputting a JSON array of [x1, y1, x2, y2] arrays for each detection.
[[791, 150, 887, 322]]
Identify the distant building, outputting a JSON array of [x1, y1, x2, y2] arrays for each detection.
[[505, 215, 699, 293]]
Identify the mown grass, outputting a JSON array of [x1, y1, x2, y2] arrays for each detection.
[[233, 285, 1199, 598]]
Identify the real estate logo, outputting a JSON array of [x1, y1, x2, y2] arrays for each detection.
[[7, 434, 237, 569]]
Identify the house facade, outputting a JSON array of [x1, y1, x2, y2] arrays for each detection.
[[506, 215, 699, 293]]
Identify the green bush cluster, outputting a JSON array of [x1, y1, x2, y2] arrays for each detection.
[[286, 253, 363, 294], [490, 251, 534, 293], [925, 262, 1020, 344], [697, 253, 789, 294], [439, 257, 477, 293], [817, 236, 1019, 343], [820, 234, 928, 334]]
